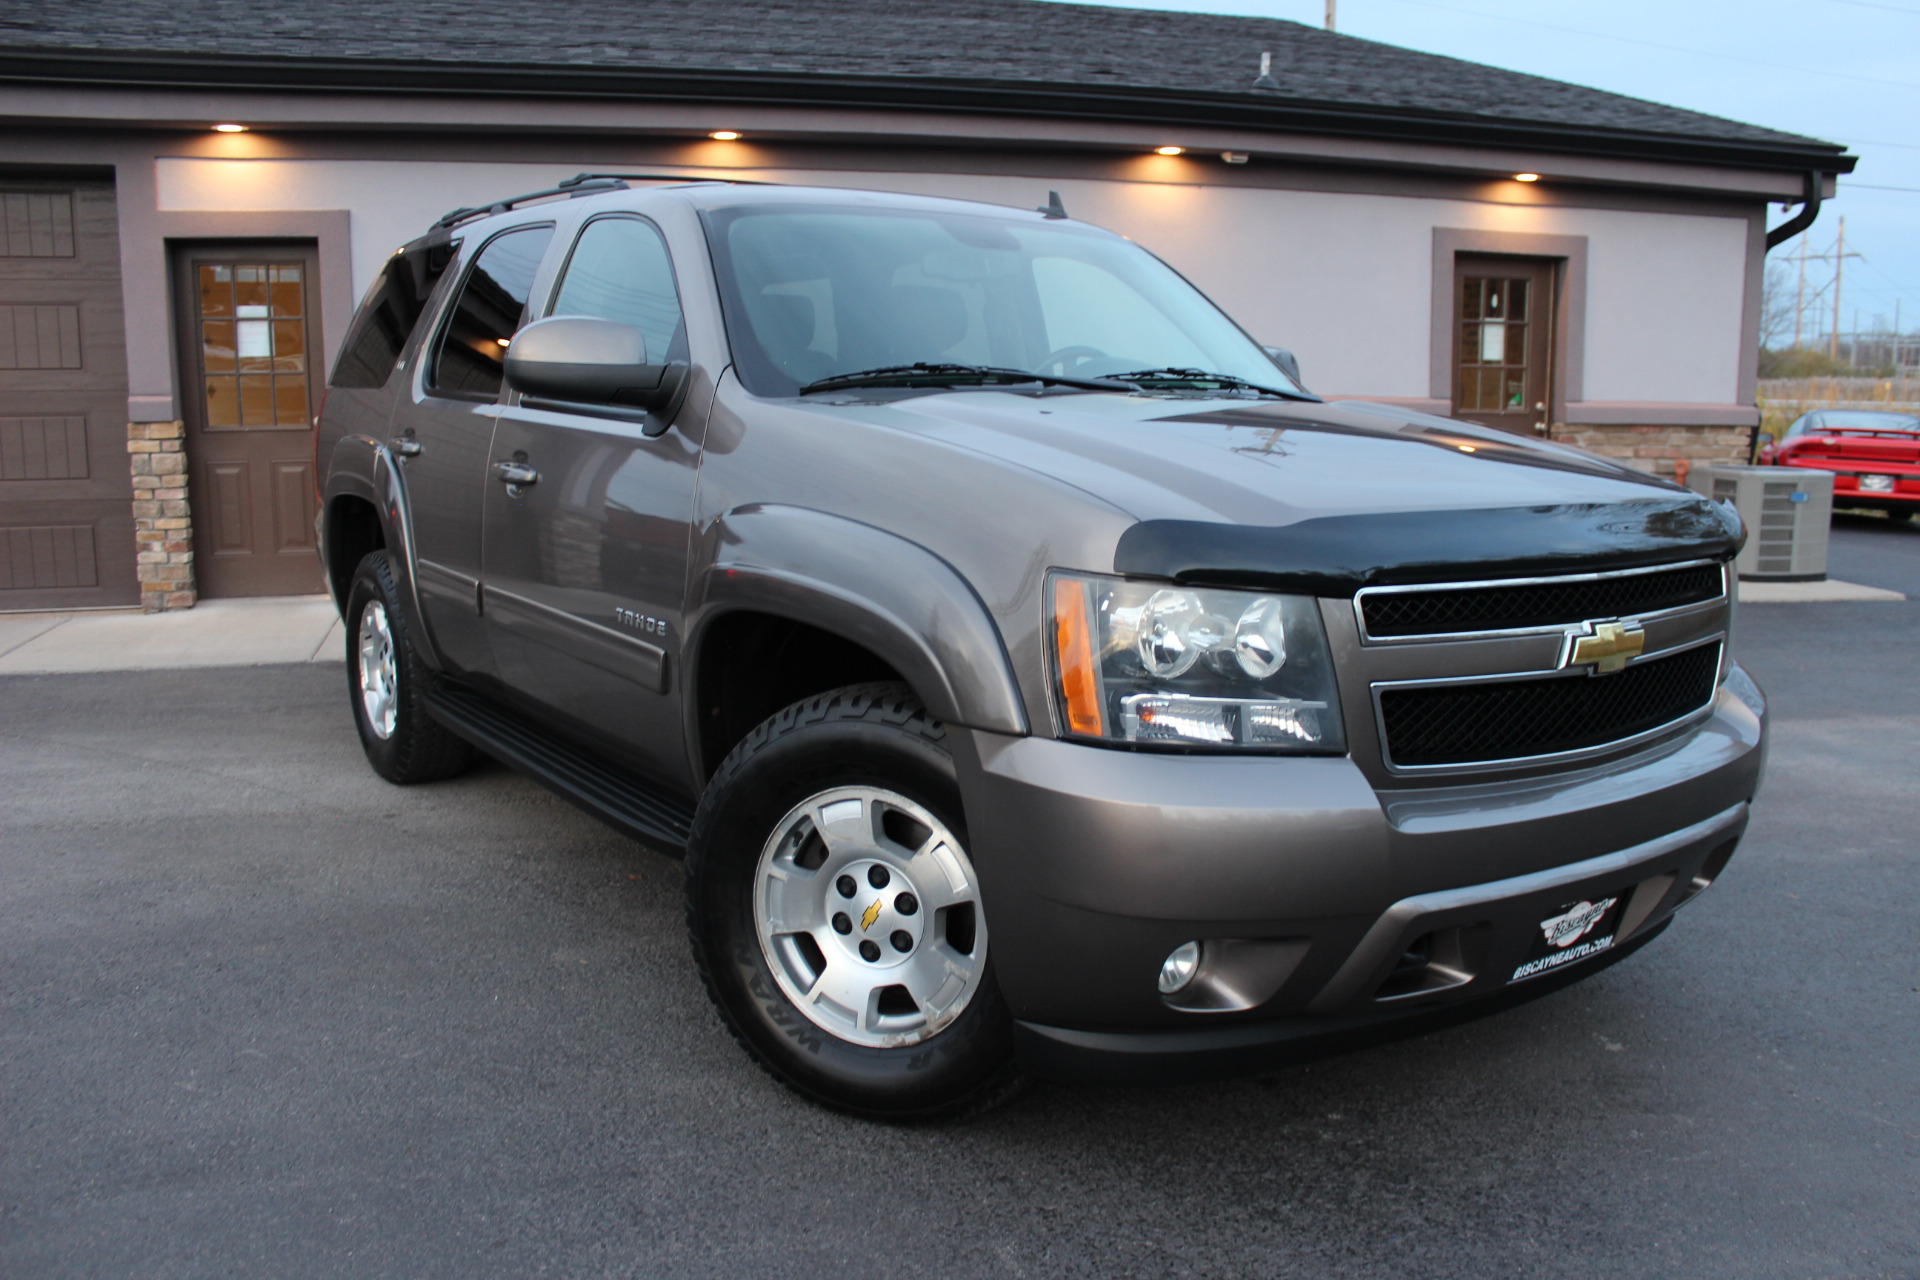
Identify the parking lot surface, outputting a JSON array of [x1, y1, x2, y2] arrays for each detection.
[[4, 519, 1917, 1279]]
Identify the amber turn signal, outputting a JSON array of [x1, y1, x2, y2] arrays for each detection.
[[1053, 577, 1105, 736]]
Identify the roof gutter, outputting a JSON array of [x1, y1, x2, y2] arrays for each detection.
[[1764, 170, 1827, 252], [0, 48, 1857, 176]]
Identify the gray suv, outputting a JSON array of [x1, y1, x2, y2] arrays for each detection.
[[316, 175, 1766, 1118]]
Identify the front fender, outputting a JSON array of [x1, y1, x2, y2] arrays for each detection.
[[686, 504, 1029, 737]]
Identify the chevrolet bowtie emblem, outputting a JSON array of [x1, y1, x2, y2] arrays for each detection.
[[1566, 620, 1646, 674], [860, 900, 883, 932]]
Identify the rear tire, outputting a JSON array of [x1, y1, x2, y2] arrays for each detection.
[[344, 550, 474, 785], [685, 683, 1022, 1120]]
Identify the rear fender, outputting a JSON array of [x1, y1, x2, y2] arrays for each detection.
[[325, 434, 441, 670]]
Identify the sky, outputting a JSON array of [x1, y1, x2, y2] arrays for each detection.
[[1042, 0, 1920, 343]]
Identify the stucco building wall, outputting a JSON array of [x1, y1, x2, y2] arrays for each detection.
[[152, 154, 1757, 428]]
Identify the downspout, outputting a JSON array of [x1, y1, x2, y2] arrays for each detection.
[[1754, 170, 1827, 456], [1765, 170, 1825, 252]]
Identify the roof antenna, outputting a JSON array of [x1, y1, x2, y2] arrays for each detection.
[[1252, 51, 1280, 91], [1037, 190, 1068, 219]]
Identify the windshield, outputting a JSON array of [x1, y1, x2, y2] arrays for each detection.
[[702, 204, 1301, 397]]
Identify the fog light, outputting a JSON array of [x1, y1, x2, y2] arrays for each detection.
[[1158, 941, 1202, 994]]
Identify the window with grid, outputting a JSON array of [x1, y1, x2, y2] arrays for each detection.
[[1456, 274, 1531, 412], [198, 263, 310, 428]]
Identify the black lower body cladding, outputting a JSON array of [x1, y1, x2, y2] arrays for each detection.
[[947, 680, 1764, 1082]]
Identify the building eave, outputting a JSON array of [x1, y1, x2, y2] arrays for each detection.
[[0, 48, 1857, 176]]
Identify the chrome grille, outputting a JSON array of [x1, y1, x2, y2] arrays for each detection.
[[1377, 641, 1722, 769], [1358, 560, 1726, 641]]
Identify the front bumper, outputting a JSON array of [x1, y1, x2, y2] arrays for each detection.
[[952, 677, 1765, 1083]]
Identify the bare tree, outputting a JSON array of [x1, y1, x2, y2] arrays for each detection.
[[1760, 260, 1796, 351]]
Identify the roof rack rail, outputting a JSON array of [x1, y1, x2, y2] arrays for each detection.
[[556, 172, 773, 189], [427, 172, 771, 237], [431, 176, 630, 232]]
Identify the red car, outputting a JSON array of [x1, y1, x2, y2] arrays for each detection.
[[1760, 410, 1920, 520]]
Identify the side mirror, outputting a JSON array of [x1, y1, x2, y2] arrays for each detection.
[[504, 316, 683, 414], [1262, 345, 1305, 389], [1755, 431, 1774, 446]]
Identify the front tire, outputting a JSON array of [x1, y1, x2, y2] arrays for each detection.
[[344, 550, 474, 785], [685, 684, 1021, 1119]]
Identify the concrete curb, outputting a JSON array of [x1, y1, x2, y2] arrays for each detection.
[[0, 596, 343, 675], [1736, 579, 1906, 603]]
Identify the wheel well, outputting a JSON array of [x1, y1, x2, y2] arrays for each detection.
[[695, 612, 907, 778], [325, 496, 384, 606]]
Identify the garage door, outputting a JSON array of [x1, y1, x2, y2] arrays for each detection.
[[0, 175, 135, 610]]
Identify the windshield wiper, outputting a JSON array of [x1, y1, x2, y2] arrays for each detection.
[[798, 363, 1137, 395], [1111, 367, 1317, 401]]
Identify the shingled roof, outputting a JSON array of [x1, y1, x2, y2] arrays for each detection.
[[0, 0, 1850, 168]]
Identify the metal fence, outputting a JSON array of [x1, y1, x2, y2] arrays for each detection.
[[1756, 378, 1920, 444]]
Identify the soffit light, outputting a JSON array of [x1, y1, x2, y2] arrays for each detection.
[[1513, 172, 1541, 182], [709, 130, 742, 141], [1155, 146, 1185, 156], [212, 123, 247, 133]]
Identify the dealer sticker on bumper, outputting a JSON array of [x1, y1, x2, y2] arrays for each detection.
[[1511, 896, 1623, 982]]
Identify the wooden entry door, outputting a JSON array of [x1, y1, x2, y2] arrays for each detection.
[[1452, 256, 1555, 437], [173, 243, 324, 597]]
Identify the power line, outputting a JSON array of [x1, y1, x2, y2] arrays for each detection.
[[1826, 0, 1920, 14], [1366, 0, 1920, 90], [1842, 182, 1920, 193]]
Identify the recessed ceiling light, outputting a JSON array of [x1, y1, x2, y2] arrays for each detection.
[[709, 130, 742, 141], [1155, 146, 1185, 156], [1513, 172, 1541, 182], [212, 123, 247, 133]]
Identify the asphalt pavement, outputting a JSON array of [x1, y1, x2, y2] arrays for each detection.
[[3, 518, 1917, 1279]]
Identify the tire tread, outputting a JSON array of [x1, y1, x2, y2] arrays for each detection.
[[683, 682, 1024, 1121]]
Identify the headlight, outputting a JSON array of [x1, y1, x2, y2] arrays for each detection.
[[1049, 573, 1345, 752]]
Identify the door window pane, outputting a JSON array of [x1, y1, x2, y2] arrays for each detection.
[[239, 374, 276, 426], [197, 258, 313, 427], [1459, 273, 1535, 415], [431, 224, 555, 398], [199, 265, 234, 317], [235, 266, 270, 312], [1479, 320, 1505, 363], [550, 217, 685, 366]]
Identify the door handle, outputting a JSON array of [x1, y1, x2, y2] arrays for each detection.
[[492, 461, 540, 486], [389, 436, 422, 458]]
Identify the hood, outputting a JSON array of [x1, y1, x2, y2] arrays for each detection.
[[796, 390, 1743, 593]]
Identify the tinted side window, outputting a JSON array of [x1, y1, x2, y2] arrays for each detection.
[[549, 217, 686, 364], [430, 225, 554, 398], [332, 244, 454, 389]]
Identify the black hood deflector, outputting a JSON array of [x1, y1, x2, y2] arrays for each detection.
[[1113, 499, 1743, 596]]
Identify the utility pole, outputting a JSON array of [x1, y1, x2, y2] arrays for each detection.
[[1831, 216, 1846, 361], [1794, 234, 1808, 348], [1325, 0, 1337, 32]]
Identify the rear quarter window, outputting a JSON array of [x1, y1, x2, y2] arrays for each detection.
[[331, 247, 446, 389]]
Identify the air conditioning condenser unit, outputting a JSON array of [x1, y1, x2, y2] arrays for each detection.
[[1688, 463, 1832, 581]]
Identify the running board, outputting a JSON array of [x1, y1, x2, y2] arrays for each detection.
[[425, 683, 696, 855]]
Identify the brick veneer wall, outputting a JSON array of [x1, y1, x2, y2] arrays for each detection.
[[1554, 424, 1753, 481], [127, 421, 196, 611]]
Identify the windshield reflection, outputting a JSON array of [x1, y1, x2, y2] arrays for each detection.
[[701, 204, 1300, 398]]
